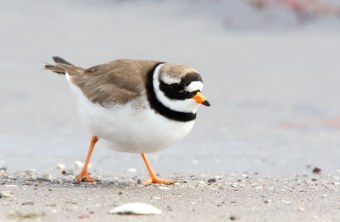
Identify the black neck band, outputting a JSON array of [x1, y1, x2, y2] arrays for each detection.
[[146, 63, 196, 122]]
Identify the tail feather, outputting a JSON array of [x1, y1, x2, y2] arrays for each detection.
[[43, 56, 84, 75], [43, 63, 67, 75], [52, 56, 73, 66]]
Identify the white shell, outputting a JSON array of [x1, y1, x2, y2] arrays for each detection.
[[109, 202, 162, 215], [158, 186, 170, 191]]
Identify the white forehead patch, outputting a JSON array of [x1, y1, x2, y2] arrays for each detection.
[[161, 74, 181, 84], [186, 81, 203, 92]]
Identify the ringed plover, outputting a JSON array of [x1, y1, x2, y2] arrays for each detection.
[[44, 57, 210, 184]]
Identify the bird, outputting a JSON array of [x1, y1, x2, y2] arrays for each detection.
[[44, 57, 210, 184]]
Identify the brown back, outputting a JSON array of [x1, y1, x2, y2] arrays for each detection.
[[69, 59, 162, 106]]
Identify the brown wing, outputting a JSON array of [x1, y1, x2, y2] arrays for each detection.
[[69, 59, 162, 106]]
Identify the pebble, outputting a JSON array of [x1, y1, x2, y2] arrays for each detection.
[[282, 200, 291, 204], [241, 173, 248, 178], [61, 170, 74, 176], [78, 212, 90, 219], [109, 202, 162, 215], [57, 163, 66, 171], [128, 168, 136, 173], [4, 185, 17, 188], [0, 191, 12, 198], [298, 206, 305, 212], [75, 161, 83, 169], [208, 178, 216, 184], [230, 215, 237, 220], [198, 180, 205, 185], [312, 167, 321, 174], [22, 201, 34, 205], [158, 186, 170, 191]]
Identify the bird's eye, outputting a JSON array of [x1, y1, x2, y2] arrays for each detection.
[[171, 83, 184, 91]]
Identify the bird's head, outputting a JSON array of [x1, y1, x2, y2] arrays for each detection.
[[153, 63, 210, 115]]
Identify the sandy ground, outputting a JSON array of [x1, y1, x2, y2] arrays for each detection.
[[1, 0, 340, 221], [1, 170, 339, 222]]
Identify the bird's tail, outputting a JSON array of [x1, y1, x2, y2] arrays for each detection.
[[43, 56, 83, 75]]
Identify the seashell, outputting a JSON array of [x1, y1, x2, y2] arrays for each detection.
[[109, 202, 162, 215], [158, 186, 170, 191]]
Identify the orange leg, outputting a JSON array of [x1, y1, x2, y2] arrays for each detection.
[[141, 153, 176, 185], [75, 136, 98, 182]]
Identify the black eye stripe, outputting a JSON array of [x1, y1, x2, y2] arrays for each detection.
[[171, 83, 185, 91], [159, 81, 194, 100]]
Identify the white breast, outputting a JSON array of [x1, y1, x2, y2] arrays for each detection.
[[66, 74, 195, 153]]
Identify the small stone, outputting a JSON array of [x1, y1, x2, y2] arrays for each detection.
[[137, 179, 142, 185], [22, 201, 34, 206], [78, 212, 90, 219], [298, 206, 305, 212], [198, 180, 205, 185], [312, 167, 321, 174], [158, 186, 170, 191], [241, 173, 248, 178], [61, 170, 74, 176], [207, 178, 216, 184], [190, 175, 196, 180], [118, 191, 123, 195], [75, 161, 83, 169], [0, 191, 12, 198], [282, 200, 291, 204], [230, 215, 237, 220], [57, 163, 66, 171]]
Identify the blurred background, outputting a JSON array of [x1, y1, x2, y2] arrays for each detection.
[[0, 0, 339, 177]]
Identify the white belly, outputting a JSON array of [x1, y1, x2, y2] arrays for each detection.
[[67, 77, 195, 153]]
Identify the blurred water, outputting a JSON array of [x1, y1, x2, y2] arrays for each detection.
[[0, 0, 339, 176]]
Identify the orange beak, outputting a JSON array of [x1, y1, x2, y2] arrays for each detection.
[[192, 92, 210, 106]]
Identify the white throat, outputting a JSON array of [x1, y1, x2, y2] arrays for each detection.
[[152, 64, 200, 113]]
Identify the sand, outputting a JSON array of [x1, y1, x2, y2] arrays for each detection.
[[1, 0, 340, 221], [1, 169, 339, 222]]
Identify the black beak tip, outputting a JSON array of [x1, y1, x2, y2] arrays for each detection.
[[203, 100, 211, 107]]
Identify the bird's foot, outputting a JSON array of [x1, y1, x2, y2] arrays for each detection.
[[144, 177, 176, 185], [75, 172, 96, 183]]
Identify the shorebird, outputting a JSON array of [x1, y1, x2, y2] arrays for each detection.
[[44, 57, 210, 184]]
